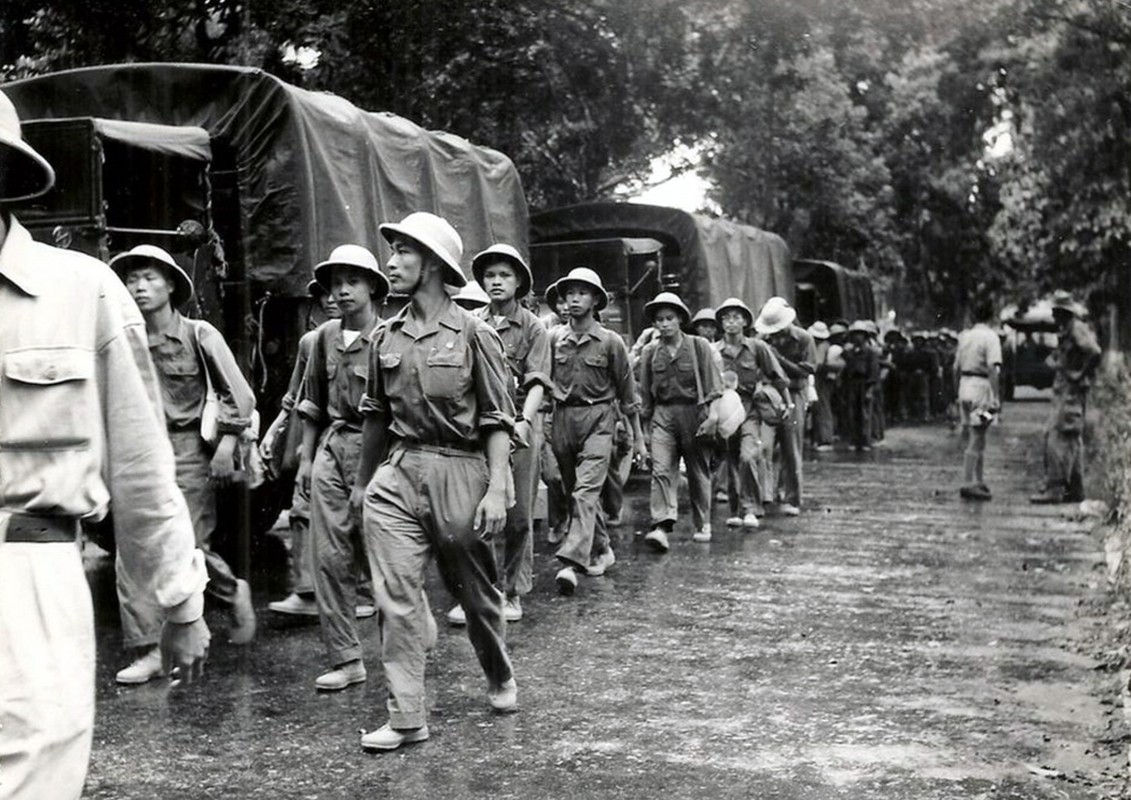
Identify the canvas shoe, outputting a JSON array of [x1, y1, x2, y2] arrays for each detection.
[[777, 503, 801, 517], [115, 648, 163, 685], [447, 605, 467, 626], [487, 677, 518, 713], [315, 660, 367, 691], [355, 604, 377, 619], [361, 723, 430, 752], [643, 528, 670, 553], [268, 593, 318, 617], [587, 548, 616, 576], [555, 566, 579, 595], [726, 516, 743, 527], [503, 596, 523, 623], [692, 524, 712, 543], [742, 513, 760, 529]]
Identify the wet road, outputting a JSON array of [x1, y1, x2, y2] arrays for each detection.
[[82, 397, 1124, 799]]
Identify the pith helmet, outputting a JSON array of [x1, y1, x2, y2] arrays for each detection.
[[848, 320, 872, 335], [379, 212, 466, 287], [471, 243, 533, 299], [0, 91, 55, 202], [453, 279, 490, 309], [556, 267, 608, 310], [715, 297, 754, 327], [314, 244, 390, 299], [807, 321, 831, 340], [691, 308, 717, 326], [110, 244, 194, 307], [644, 291, 691, 324], [754, 296, 797, 335]]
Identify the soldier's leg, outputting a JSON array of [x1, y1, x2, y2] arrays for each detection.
[[679, 405, 713, 530], [310, 432, 364, 667], [554, 406, 614, 570], [648, 405, 680, 529], [779, 398, 805, 507], [0, 542, 95, 800], [502, 415, 540, 599], [756, 420, 777, 508], [363, 453, 432, 731], [423, 452, 512, 688]]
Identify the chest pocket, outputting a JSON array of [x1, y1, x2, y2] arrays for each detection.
[[422, 346, 469, 400], [156, 347, 203, 411], [1, 346, 96, 448]]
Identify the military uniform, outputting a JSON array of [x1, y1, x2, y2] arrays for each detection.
[[299, 319, 378, 668], [761, 324, 817, 509], [1039, 315, 1101, 501], [549, 322, 638, 571], [360, 298, 515, 730], [640, 332, 722, 533], [475, 301, 551, 598], [713, 335, 788, 517]]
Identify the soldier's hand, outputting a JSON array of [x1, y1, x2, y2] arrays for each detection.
[[209, 436, 239, 487], [513, 419, 532, 449], [296, 456, 313, 495], [474, 487, 507, 540], [349, 485, 366, 522], [160, 617, 210, 687]]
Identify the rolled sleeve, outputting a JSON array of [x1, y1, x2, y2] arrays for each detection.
[[696, 337, 723, 403], [197, 322, 256, 434], [611, 335, 641, 414], [638, 342, 655, 420], [471, 322, 517, 434], [359, 328, 387, 417], [296, 332, 327, 424], [519, 323, 553, 393]]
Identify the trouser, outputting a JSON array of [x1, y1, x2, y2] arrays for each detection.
[[601, 431, 631, 521], [364, 446, 511, 730], [812, 376, 835, 445], [501, 411, 541, 597], [650, 404, 712, 530], [1044, 391, 1087, 499], [769, 394, 805, 507], [310, 426, 373, 666], [871, 384, 885, 441], [725, 412, 767, 516], [552, 404, 615, 570], [905, 372, 929, 421], [541, 413, 567, 533], [844, 379, 873, 449], [0, 541, 94, 800], [118, 429, 237, 648], [289, 470, 315, 595]]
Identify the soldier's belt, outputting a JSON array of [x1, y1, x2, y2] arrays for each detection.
[[3, 512, 80, 543]]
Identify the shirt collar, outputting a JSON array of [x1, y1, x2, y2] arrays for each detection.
[[390, 296, 464, 340], [0, 216, 45, 296]]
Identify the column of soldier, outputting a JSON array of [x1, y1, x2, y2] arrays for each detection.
[[105, 217, 973, 751]]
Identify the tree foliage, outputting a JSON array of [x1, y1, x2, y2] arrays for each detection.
[[1, 0, 1126, 323]]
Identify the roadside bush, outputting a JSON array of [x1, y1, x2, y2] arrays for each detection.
[[1093, 352, 1131, 593]]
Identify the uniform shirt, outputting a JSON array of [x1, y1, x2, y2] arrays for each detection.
[[713, 336, 787, 397], [842, 342, 881, 382], [360, 297, 515, 446], [148, 311, 255, 435], [1053, 317, 1101, 392], [0, 215, 205, 621], [763, 325, 818, 391], [638, 333, 722, 419], [280, 330, 318, 413], [298, 319, 377, 431], [954, 323, 1002, 377], [476, 302, 551, 404], [549, 322, 640, 412]]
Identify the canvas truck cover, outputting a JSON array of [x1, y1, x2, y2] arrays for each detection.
[[793, 259, 876, 323], [2, 63, 528, 297], [529, 202, 793, 313]]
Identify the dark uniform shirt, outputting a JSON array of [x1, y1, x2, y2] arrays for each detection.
[[475, 302, 552, 404], [360, 298, 515, 446], [762, 325, 818, 391], [549, 323, 640, 412], [639, 333, 722, 419], [148, 312, 254, 434], [1053, 318, 1102, 394], [842, 343, 881, 383], [713, 336, 787, 398], [298, 319, 377, 431]]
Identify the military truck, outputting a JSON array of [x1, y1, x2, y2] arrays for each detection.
[[529, 201, 793, 342], [3, 63, 530, 562]]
